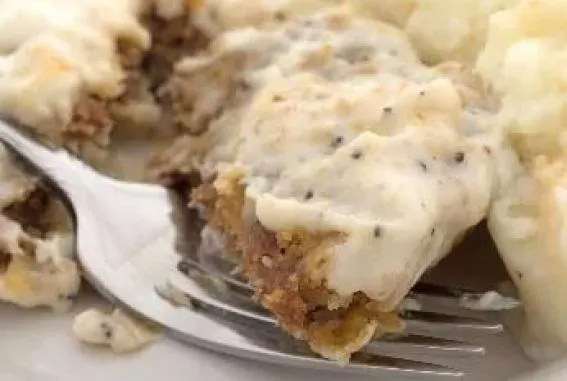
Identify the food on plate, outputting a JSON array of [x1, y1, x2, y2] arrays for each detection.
[[72, 308, 161, 353], [0, 0, 202, 349], [0, 0, 195, 311], [153, 7, 502, 360], [475, 0, 567, 360], [3, 0, 567, 365], [489, 157, 567, 361], [0, 145, 78, 310], [477, 0, 567, 162], [0, 0, 205, 181]]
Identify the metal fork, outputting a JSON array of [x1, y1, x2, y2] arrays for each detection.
[[0, 118, 508, 379]]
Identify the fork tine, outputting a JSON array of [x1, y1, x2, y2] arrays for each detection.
[[411, 282, 480, 298], [166, 268, 485, 356], [375, 334, 484, 355], [181, 246, 516, 312], [402, 310, 503, 332], [178, 256, 504, 334], [348, 354, 464, 378], [178, 258, 254, 294], [163, 271, 465, 378]]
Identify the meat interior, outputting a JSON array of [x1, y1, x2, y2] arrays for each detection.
[[192, 174, 404, 360], [36, 7, 209, 182]]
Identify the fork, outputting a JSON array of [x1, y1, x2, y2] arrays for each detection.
[[0, 118, 509, 379]]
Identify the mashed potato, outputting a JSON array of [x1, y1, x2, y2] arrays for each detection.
[[406, 0, 520, 64], [477, 0, 567, 360], [490, 156, 567, 361], [477, 0, 567, 161]]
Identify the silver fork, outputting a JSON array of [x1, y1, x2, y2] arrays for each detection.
[[0, 118, 509, 379]]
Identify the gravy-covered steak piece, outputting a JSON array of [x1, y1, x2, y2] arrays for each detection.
[[154, 7, 502, 360]]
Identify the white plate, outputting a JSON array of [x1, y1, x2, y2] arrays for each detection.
[[0, 288, 365, 381], [0, 286, 543, 381], [0, 225, 556, 381]]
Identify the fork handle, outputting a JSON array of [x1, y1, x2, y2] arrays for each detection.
[[0, 119, 74, 166], [0, 119, 100, 197]]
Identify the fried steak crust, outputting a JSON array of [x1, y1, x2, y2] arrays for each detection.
[[192, 172, 403, 360]]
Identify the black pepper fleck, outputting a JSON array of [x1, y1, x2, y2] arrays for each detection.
[[351, 150, 363, 160], [431, 227, 435, 236], [484, 146, 492, 155], [101, 322, 113, 340], [331, 136, 344, 148], [383, 106, 393, 114], [419, 161, 428, 172], [237, 79, 250, 91], [419, 90, 426, 96], [373, 226, 382, 238], [304, 190, 314, 200], [272, 94, 284, 102], [454, 152, 465, 163], [274, 11, 286, 21], [170, 36, 185, 47], [177, 261, 191, 275], [279, 248, 287, 254], [517, 271, 523, 280]]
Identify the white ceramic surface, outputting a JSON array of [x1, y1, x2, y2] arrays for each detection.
[[0, 284, 555, 381]]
